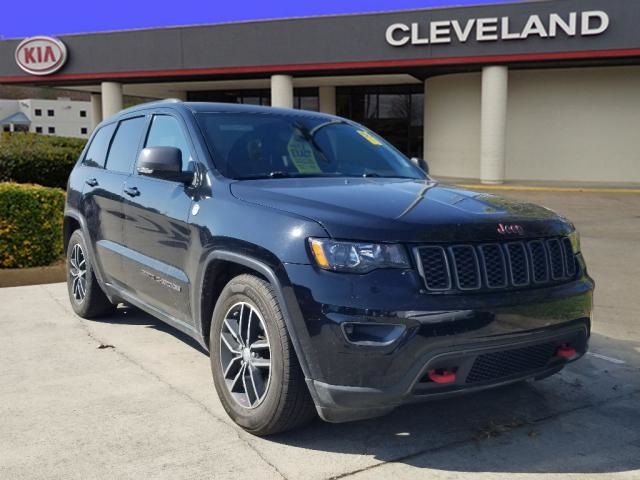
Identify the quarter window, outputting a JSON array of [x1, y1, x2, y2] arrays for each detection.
[[105, 117, 146, 173], [83, 123, 116, 168], [144, 115, 192, 170]]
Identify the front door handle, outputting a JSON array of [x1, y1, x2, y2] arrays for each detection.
[[85, 178, 98, 187], [124, 186, 140, 197]]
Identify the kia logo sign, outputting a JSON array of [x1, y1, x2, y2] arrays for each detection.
[[15, 36, 67, 76]]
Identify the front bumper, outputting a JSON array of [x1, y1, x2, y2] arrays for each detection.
[[308, 322, 588, 422], [281, 255, 594, 423]]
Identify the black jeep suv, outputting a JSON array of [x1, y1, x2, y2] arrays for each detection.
[[65, 100, 593, 435]]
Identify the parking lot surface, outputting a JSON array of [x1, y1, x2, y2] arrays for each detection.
[[1, 190, 639, 480]]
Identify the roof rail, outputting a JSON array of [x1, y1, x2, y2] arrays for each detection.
[[116, 98, 183, 116]]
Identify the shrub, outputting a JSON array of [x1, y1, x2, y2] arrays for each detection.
[[0, 182, 65, 268], [0, 132, 86, 189]]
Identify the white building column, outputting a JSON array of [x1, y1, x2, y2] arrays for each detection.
[[423, 79, 428, 163], [318, 86, 336, 115], [480, 66, 509, 184], [90, 93, 102, 130], [101, 82, 123, 119], [169, 91, 188, 101], [271, 75, 294, 108]]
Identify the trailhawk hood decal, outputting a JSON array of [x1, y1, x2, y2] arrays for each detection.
[[230, 178, 571, 243]]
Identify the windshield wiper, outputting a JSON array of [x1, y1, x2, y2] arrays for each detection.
[[268, 171, 291, 178], [361, 173, 418, 179]]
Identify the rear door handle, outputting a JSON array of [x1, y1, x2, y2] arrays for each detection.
[[124, 186, 140, 197], [85, 178, 98, 187]]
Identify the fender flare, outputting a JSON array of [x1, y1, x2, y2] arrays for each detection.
[[194, 250, 314, 381]]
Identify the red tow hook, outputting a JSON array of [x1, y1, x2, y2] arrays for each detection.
[[557, 345, 577, 359], [427, 369, 457, 384]]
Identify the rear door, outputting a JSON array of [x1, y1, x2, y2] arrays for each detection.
[[120, 113, 196, 324], [82, 115, 147, 288]]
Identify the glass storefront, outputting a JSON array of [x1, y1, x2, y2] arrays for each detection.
[[188, 88, 319, 111], [188, 84, 423, 158], [336, 85, 424, 159]]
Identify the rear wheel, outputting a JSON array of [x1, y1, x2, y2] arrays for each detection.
[[66, 229, 115, 318], [210, 274, 316, 435]]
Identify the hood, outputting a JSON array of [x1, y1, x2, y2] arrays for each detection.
[[230, 178, 572, 243]]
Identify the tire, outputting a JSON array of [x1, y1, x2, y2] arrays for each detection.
[[66, 229, 115, 318], [210, 274, 316, 436]]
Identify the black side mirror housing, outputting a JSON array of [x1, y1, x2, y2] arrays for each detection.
[[410, 157, 430, 175], [137, 147, 194, 184]]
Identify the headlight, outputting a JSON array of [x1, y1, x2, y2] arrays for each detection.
[[309, 238, 410, 273], [568, 230, 581, 253]]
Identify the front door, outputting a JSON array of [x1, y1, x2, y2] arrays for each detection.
[[121, 114, 196, 324]]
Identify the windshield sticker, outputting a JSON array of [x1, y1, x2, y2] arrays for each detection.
[[357, 130, 383, 146], [287, 135, 322, 173]]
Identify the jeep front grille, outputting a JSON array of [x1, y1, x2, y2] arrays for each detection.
[[415, 237, 578, 293]]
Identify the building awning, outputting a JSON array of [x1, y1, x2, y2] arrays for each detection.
[[0, 111, 30, 126]]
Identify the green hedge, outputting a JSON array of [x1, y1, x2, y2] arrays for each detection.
[[0, 132, 86, 189], [0, 182, 65, 268]]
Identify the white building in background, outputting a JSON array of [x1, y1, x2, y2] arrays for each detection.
[[0, 97, 92, 139]]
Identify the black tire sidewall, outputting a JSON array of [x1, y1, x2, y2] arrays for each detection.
[[210, 277, 286, 432]]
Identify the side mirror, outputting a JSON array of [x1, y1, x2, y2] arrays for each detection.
[[411, 157, 430, 175], [137, 147, 194, 184]]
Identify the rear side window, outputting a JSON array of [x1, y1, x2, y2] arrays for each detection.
[[83, 123, 116, 168], [144, 115, 192, 170], [105, 116, 146, 173]]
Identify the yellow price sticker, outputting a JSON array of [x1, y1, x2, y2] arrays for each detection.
[[357, 129, 383, 146]]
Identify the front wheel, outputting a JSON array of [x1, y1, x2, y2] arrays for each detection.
[[210, 274, 316, 435]]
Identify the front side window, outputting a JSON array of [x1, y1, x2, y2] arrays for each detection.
[[105, 116, 146, 173], [196, 112, 425, 180], [144, 115, 192, 170], [83, 123, 116, 168]]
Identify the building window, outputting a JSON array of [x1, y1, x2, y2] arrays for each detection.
[[47, 109, 55, 117], [337, 85, 424, 158], [34, 109, 42, 117], [80, 110, 87, 118], [187, 88, 319, 111], [48, 127, 56, 134], [35, 126, 43, 133], [81, 127, 88, 135]]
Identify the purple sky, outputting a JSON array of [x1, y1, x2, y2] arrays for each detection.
[[0, 0, 523, 39]]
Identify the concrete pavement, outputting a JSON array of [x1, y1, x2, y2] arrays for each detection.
[[1, 190, 639, 479]]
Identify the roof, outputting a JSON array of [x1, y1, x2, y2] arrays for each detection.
[[0, 111, 30, 126], [116, 99, 337, 120]]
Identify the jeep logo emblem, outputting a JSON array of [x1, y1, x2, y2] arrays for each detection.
[[497, 223, 524, 235], [15, 36, 67, 76]]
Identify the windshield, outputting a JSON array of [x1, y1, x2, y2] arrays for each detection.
[[196, 112, 426, 180]]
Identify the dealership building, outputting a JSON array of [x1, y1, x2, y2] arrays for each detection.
[[0, 0, 638, 184]]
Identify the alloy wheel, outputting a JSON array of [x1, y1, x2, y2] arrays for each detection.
[[69, 243, 87, 303], [219, 302, 272, 409]]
